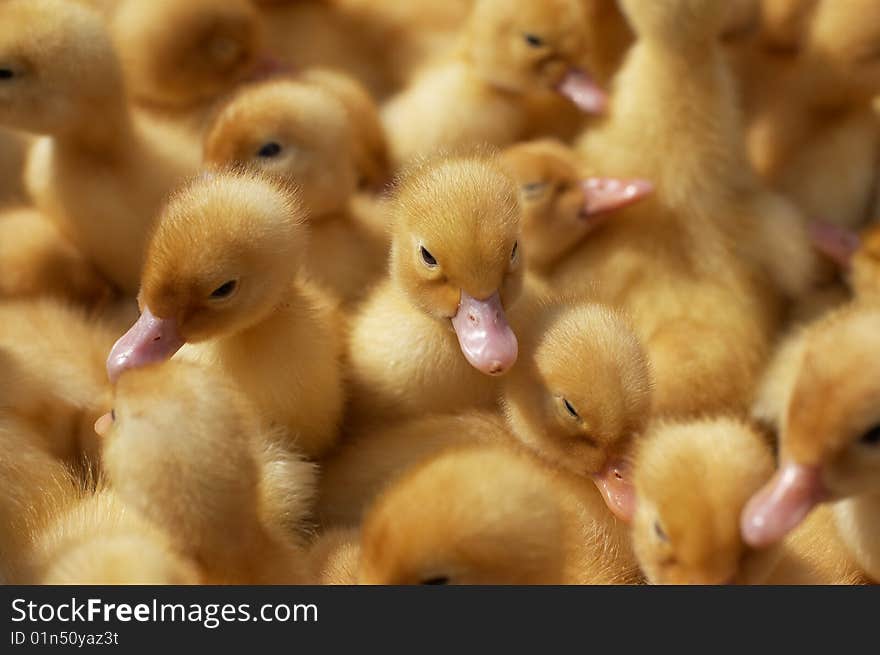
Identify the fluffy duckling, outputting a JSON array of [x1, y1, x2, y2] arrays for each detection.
[[0, 207, 111, 305], [111, 0, 265, 168], [306, 528, 360, 585], [739, 0, 880, 230], [100, 360, 314, 584], [319, 299, 651, 525], [203, 78, 387, 304], [345, 154, 521, 421], [632, 417, 861, 585], [381, 0, 608, 165], [569, 0, 816, 417], [0, 0, 195, 293], [0, 298, 116, 467], [106, 170, 345, 458], [359, 444, 639, 584], [500, 139, 653, 276], [742, 304, 880, 581]]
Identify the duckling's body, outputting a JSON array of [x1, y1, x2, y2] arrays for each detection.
[[359, 444, 640, 584], [102, 361, 314, 584], [107, 171, 345, 457], [345, 155, 522, 423]]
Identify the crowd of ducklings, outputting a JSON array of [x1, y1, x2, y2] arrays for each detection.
[[0, 0, 879, 586]]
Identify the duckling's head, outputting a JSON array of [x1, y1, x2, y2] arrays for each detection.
[[99, 360, 264, 537], [806, 0, 880, 99], [390, 154, 523, 376], [503, 298, 651, 521], [112, 0, 262, 109], [298, 68, 391, 191], [463, 0, 607, 113], [360, 446, 566, 585], [204, 79, 358, 217], [0, 0, 124, 136], [633, 418, 776, 585], [501, 140, 652, 270], [106, 170, 307, 382], [742, 306, 880, 547]]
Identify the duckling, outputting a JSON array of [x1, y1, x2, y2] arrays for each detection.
[[203, 78, 387, 304], [106, 170, 345, 458], [100, 360, 313, 584], [319, 298, 651, 525], [359, 444, 639, 584], [569, 0, 816, 417], [111, 0, 265, 169], [0, 207, 111, 305], [381, 0, 608, 165], [742, 304, 880, 581], [632, 417, 862, 585], [345, 154, 521, 422], [0, 298, 116, 467], [306, 528, 360, 585], [500, 139, 653, 276], [0, 0, 198, 294]]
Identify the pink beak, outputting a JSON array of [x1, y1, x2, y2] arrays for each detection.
[[808, 221, 860, 270], [450, 290, 518, 376], [741, 462, 828, 548], [581, 177, 654, 219], [556, 68, 608, 115], [106, 306, 185, 384], [593, 458, 636, 522]]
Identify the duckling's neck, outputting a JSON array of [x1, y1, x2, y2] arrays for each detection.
[[56, 94, 137, 159]]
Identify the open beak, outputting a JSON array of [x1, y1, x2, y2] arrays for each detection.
[[592, 458, 636, 522], [106, 306, 185, 384], [556, 68, 608, 115], [450, 290, 518, 376], [741, 462, 827, 548], [580, 177, 654, 219]]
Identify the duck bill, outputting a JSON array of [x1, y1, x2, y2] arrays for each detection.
[[808, 220, 860, 270], [581, 177, 654, 217], [93, 412, 113, 438], [556, 68, 608, 115], [740, 462, 827, 548], [450, 290, 518, 376], [106, 306, 185, 384], [592, 458, 636, 522]]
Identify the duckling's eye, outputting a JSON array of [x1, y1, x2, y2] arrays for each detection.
[[860, 424, 880, 445], [420, 576, 450, 585], [522, 181, 548, 199], [210, 280, 238, 299], [562, 397, 580, 419], [524, 33, 546, 48], [0, 69, 13, 80], [510, 241, 519, 263], [420, 246, 438, 268], [110, 409, 116, 421], [654, 521, 668, 542], [257, 142, 282, 158]]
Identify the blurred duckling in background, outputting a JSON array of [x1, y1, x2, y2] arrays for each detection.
[[381, 0, 609, 165], [203, 77, 387, 304], [319, 298, 651, 525], [111, 0, 265, 168], [345, 154, 521, 422], [0, 208, 111, 306], [0, 0, 195, 293], [99, 360, 315, 584], [107, 170, 345, 458], [743, 304, 880, 581], [359, 444, 640, 584]]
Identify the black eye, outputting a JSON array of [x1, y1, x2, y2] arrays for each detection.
[[110, 409, 116, 421], [0, 69, 13, 80], [860, 425, 880, 445], [210, 280, 238, 299], [654, 521, 668, 542], [420, 576, 449, 585], [524, 33, 545, 48], [562, 398, 579, 419], [420, 246, 438, 268], [510, 241, 519, 262], [257, 142, 282, 158]]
